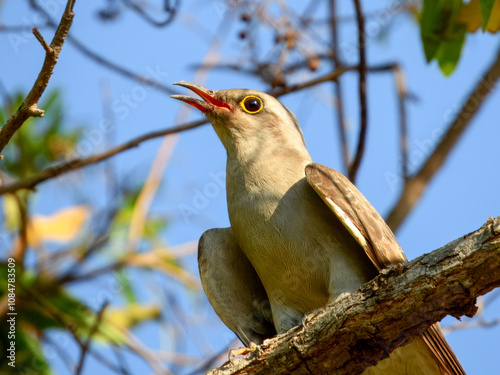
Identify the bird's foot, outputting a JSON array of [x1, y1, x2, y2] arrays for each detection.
[[229, 342, 260, 362], [301, 307, 324, 327]]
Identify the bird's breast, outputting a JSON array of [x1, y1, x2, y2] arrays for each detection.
[[226, 170, 332, 308]]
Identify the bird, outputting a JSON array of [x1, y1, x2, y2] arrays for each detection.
[[171, 81, 466, 374]]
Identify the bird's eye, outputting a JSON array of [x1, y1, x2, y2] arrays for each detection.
[[240, 96, 263, 114]]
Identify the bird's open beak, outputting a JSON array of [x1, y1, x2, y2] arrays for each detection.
[[171, 81, 232, 113]]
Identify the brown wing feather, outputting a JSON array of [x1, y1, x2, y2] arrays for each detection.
[[305, 162, 466, 375], [305, 163, 406, 270]]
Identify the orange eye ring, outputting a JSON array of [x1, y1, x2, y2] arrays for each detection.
[[240, 96, 263, 114]]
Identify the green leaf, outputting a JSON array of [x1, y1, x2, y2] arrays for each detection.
[[436, 23, 466, 75], [1, 89, 83, 180], [0, 326, 53, 375], [420, 0, 443, 61], [28, 288, 128, 346], [479, 0, 496, 29], [419, 0, 467, 75], [115, 269, 137, 303]]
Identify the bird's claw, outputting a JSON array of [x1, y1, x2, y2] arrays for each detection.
[[229, 342, 260, 362]]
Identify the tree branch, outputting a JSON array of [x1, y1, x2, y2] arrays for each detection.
[[121, 0, 179, 27], [386, 44, 500, 231], [392, 64, 409, 180], [75, 301, 109, 375], [348, 0, 368, 183], [0, 119, 206, 195], [207, 217, 500, 375], [271, 63, 395, 98], [0, 0, 76, 153], [329, 0, 350, 174]]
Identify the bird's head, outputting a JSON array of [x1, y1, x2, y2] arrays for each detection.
[[171, 81, 307, 158]]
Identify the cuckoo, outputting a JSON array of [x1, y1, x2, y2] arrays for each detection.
[[172, 81, 465, 375]]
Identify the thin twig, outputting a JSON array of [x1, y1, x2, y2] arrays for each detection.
[[66, 33, 176, 94], [11, 194, 28, 264], [441, 317, 500, 335], [189, 53, 332, 76], [126, 131, 177, 254], [32, 27, 53, 54], [309, 1, 418, 25], [187, 340, 239, 375], [75, 301, 110, 375], [329, 0, 349, 173], [28, 0, 176, 95], [0, 119, 206, 195], [0, 0, 76, 153], [348, 0, 368, 183], [272, 66, 354, 97], [42, 335, 76, 374], [386, 44, 500, 231], [392, 64, 409, 180], [99, 80, 119, 204], [111, 344, 132, 375], [23, 289, 134, 374], [0, 78, 12, 105], [24, 285, 172, 374], [122, 329, 175, 375], [59, 261, 126, 284], [121, 0, 179, 27], [0, 23, 49, 32]]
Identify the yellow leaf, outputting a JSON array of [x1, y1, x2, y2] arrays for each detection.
[[125, 250, 201, 289], [103, 303, 161, 331], [27, 205, 89, 246], [2, 194, 20, 231], [487, 1, 500, 32], [459, 0, 500, 33]]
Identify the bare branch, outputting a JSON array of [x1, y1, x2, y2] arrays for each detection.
[[386, 44, 500, 231], [21, 288, 127, 374], [121, 0, 179, 27], [75, 301, 110, 375], [0, 23, 49, 32], [22, 286, 172, 374], [11, 193, 28, 264], [348, 0, 368, 183], [207, 217, 500, 375], [442, 316, 500, 335], [392, 64, 409, 180], [272, 66, 355, 97], [32, 27, 53, 54], [0, 0, 76, 153], [329, 0, 349, 173], [187, 340, 239, 375], [0, 119, 206, 195]]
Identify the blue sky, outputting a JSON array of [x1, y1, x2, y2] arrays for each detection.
[[1, 0, 500, 374]]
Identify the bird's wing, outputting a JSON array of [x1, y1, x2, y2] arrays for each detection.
[[305, 163, 406, 270], [198, 227, 276, 346], [305, 163, 466, 375]]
